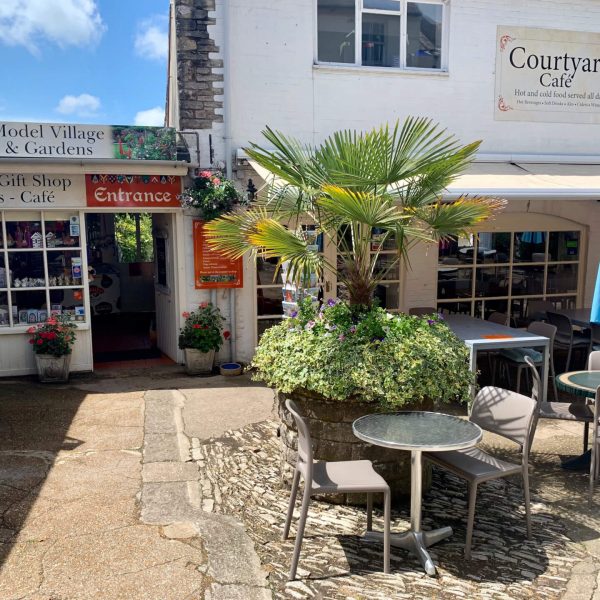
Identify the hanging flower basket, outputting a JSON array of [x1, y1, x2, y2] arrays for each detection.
[[179, 170, 243, 221]]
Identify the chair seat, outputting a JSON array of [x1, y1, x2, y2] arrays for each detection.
[[554, 333, 590, 348], [426, 447, 521, 483], [499, 347, 543, 364], [539, 401, 594, 422], [301, 460, 389, 493]]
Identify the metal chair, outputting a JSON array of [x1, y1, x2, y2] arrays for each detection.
[[589, 323, 600, 354], [497, 321, 558, 399], [488, 311, 509, 326], [425, 385, 539, 559], [534, 350, 598, 453], [409, 306, 437, 316], [283, 399, 391, 580], [547, 311, 590, 371], [525, 299, 555, 323]]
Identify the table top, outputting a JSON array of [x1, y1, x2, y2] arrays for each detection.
[[556, 370, 600, 398], [352, 411, 483, 452], [444, 314, 550, 349], [554, 308, 593, 329]]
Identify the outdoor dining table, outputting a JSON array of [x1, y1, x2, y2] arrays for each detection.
[[445, 314, 550, 402], [352, 412, 482, 576]]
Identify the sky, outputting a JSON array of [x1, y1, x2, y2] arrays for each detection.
[[0, 0, 170, 127]]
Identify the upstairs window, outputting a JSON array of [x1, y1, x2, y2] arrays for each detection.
[[316, 0, 447, 70]]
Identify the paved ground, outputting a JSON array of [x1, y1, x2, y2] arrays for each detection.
[[0, 364, 598, 599]]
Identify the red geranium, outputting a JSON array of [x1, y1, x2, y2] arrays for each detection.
[[28, 315, 77, 357]]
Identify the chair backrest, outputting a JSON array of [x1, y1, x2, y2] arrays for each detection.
[[526, 300, 555, 321], [488, 311, 509, 326], [527, 320, 556, 349], [588, 350, 600, 371], [285, 399, 314, 467], [470, 386, 538, 458], [409, 306, 437, 316], [547, 311, 573, 339], [523, 356, 543, 449], [591, 323, 600, 345]]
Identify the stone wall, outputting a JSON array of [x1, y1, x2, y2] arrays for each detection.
[[175, 0, 223, 131]]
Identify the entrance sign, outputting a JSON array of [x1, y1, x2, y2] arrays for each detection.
[[86, 174, 182, 208], [495, 26, 600, 123], [193, 220, 243, 289], [0, 122, 177, 161], [0, 173, 85, 208]]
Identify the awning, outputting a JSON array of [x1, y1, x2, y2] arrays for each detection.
[[445, 162, 600, 200]]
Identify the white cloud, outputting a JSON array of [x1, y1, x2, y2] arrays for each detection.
[[135, 15, 168, 62], [0, 0, 105, 54], [134, 107, 165, 127], [56, 93, 101, 117]]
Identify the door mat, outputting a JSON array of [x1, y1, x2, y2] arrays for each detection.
[[93, 348, 162, 363]]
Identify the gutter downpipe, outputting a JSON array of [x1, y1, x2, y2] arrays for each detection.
[[223, 0, 236, 362]]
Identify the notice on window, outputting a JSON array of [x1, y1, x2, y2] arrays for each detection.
[[495, 26, 600, 124], [193, 220, 243, 289]]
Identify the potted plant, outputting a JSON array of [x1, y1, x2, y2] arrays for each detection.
[[179, 303, 228, 375], [28, 315, 77, 383], [179, 170, 242, 221], [204, 118, 504, 498]]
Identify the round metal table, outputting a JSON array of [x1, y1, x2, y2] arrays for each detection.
[[352, 411, 482, 576], [556, 371, 600, 398]]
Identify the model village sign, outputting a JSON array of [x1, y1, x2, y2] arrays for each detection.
[[495, 26, 600, 123]]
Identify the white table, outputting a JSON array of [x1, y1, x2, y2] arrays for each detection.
[[445, 314, 550, 402]]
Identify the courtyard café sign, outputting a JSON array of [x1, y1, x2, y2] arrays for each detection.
[[495, 26, 600, 123], [0, 122, 177, 160]]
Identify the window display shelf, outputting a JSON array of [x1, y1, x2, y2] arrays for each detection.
[[0, 322, 90, 335], [46, 247, 82, 252], [48, 285, 84, 290], [5, 247, 45, 252], [10, 286, 47, 292]]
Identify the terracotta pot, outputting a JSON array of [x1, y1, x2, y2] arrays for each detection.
[[35, 353, 71, 383], [184, 348, 215, 375], [276, 389, 433, 504]]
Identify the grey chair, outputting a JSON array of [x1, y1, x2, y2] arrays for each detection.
[[497, 321, 558, 399], [535, 350, 598, 453], [283, 399, 391, 580], [547, 311, 590, 371], [425, 385, 539, 559], [525, 300, 555, 323], [488, 311, 509, 326], [409, 306, 437, 316], [589, 323, 600, 354]]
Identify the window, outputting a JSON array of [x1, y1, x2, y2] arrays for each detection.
[[437, 228, 583, 323], [0, 211, 88, 329], [317, 0, 446, 70]]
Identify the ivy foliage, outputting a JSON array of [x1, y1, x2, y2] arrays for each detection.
[[252, 299, 474, 408]]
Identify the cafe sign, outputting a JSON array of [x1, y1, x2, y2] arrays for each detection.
[[0, 122, 177, 161], [495, 26, 600, 123]]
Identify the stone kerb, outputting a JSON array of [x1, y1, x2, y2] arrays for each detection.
[[276, 389, 432, 504]]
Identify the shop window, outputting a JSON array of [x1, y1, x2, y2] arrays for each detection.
[[437, 227, 583, 322], [317, 0, 446, 71], [0, 211, 87, 329]]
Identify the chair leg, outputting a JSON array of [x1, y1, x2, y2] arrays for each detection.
[[565, 345, 573, 372], [465, 482, 478, 560], [590, 442, 597, 504], [383, 489, 391, 574], [550, 356, 558, 401], [584, 422, 589, 453], [366, 492, 373, 532], [289, 480, 311, 581], [516, 365, 523, 394], [283, 468, 301, 541], [522, 467, 532, 539]]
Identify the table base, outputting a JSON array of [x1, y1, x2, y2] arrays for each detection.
[[364, 526, 453, 576]]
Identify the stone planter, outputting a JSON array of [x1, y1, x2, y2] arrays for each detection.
[[35, 353, 71, 383], [276, 389, 433, 504], [184, 348, 215, 375]]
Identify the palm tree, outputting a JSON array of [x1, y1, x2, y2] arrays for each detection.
[[205, 118, 505, 307]]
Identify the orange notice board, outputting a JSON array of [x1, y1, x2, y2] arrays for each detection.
[[193, 220, 243, 289]]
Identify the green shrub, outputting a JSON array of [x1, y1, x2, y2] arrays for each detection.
[[252, 299, 474, 408]]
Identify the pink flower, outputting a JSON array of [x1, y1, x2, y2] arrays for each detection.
[[212, 178, 221, 186], [27, 327, 35, 334], [200, 302, 208, 308], [47, 318, 57, 325], [182, 312, 190, 318], [36, 339, 43, 345], [200, 170, 212, 178]]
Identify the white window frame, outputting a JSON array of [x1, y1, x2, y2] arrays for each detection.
[[315, 0, 449, 73]]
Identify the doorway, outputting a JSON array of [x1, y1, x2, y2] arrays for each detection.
[[86, 212, 162, 364]]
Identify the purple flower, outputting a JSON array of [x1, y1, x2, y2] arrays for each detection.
[[305, 320, 316, 330], [290, 310, 298, 318], [349, 325, 357, 334], [338, 334, 346, 342], [330, 324, 337, 331], [437, 313, 445, 320], [427, 319, 435, 326], [327, 298, 336, 307]]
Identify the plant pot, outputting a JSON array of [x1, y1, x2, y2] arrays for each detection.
[[276, 389, 433, 505], [184, 348, 215, 375], [35, 353, 71, 383]]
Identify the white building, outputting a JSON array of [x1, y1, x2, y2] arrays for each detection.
[[166, 0, 600, 365]]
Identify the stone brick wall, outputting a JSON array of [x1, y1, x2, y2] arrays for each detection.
[[175, 0, 223, 131]]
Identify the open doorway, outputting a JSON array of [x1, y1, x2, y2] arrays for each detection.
[[86, 212, 160, 363]]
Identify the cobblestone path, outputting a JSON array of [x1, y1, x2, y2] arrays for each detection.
[[192, 421, 589, 600]]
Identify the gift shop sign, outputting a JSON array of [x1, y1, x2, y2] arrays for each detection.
[[495, 26, 600, 123], [86, 175, 182, 208], [0, 173, 84, 208], [0, 122, 177, 160], [193, 220, 243, 289]]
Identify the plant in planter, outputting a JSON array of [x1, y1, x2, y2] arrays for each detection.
[[204, 118, 504, 497], [28, 315, 77, 382], [179, 170, 242, 221], [179, 303, 228, 375]]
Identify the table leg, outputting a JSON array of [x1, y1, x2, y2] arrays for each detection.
[[540, 341, 549, 402], [364, 450, 452, 576], [469, 345, 477, 413]]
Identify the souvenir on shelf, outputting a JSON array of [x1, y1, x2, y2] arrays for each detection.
[[0, 308, 9, 326], [31, 232, 43, 249], [27, 310, 38, 324], [37, 310, 48, 322], [18, 310, 28, 324], [45, 232, 56, 248]]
